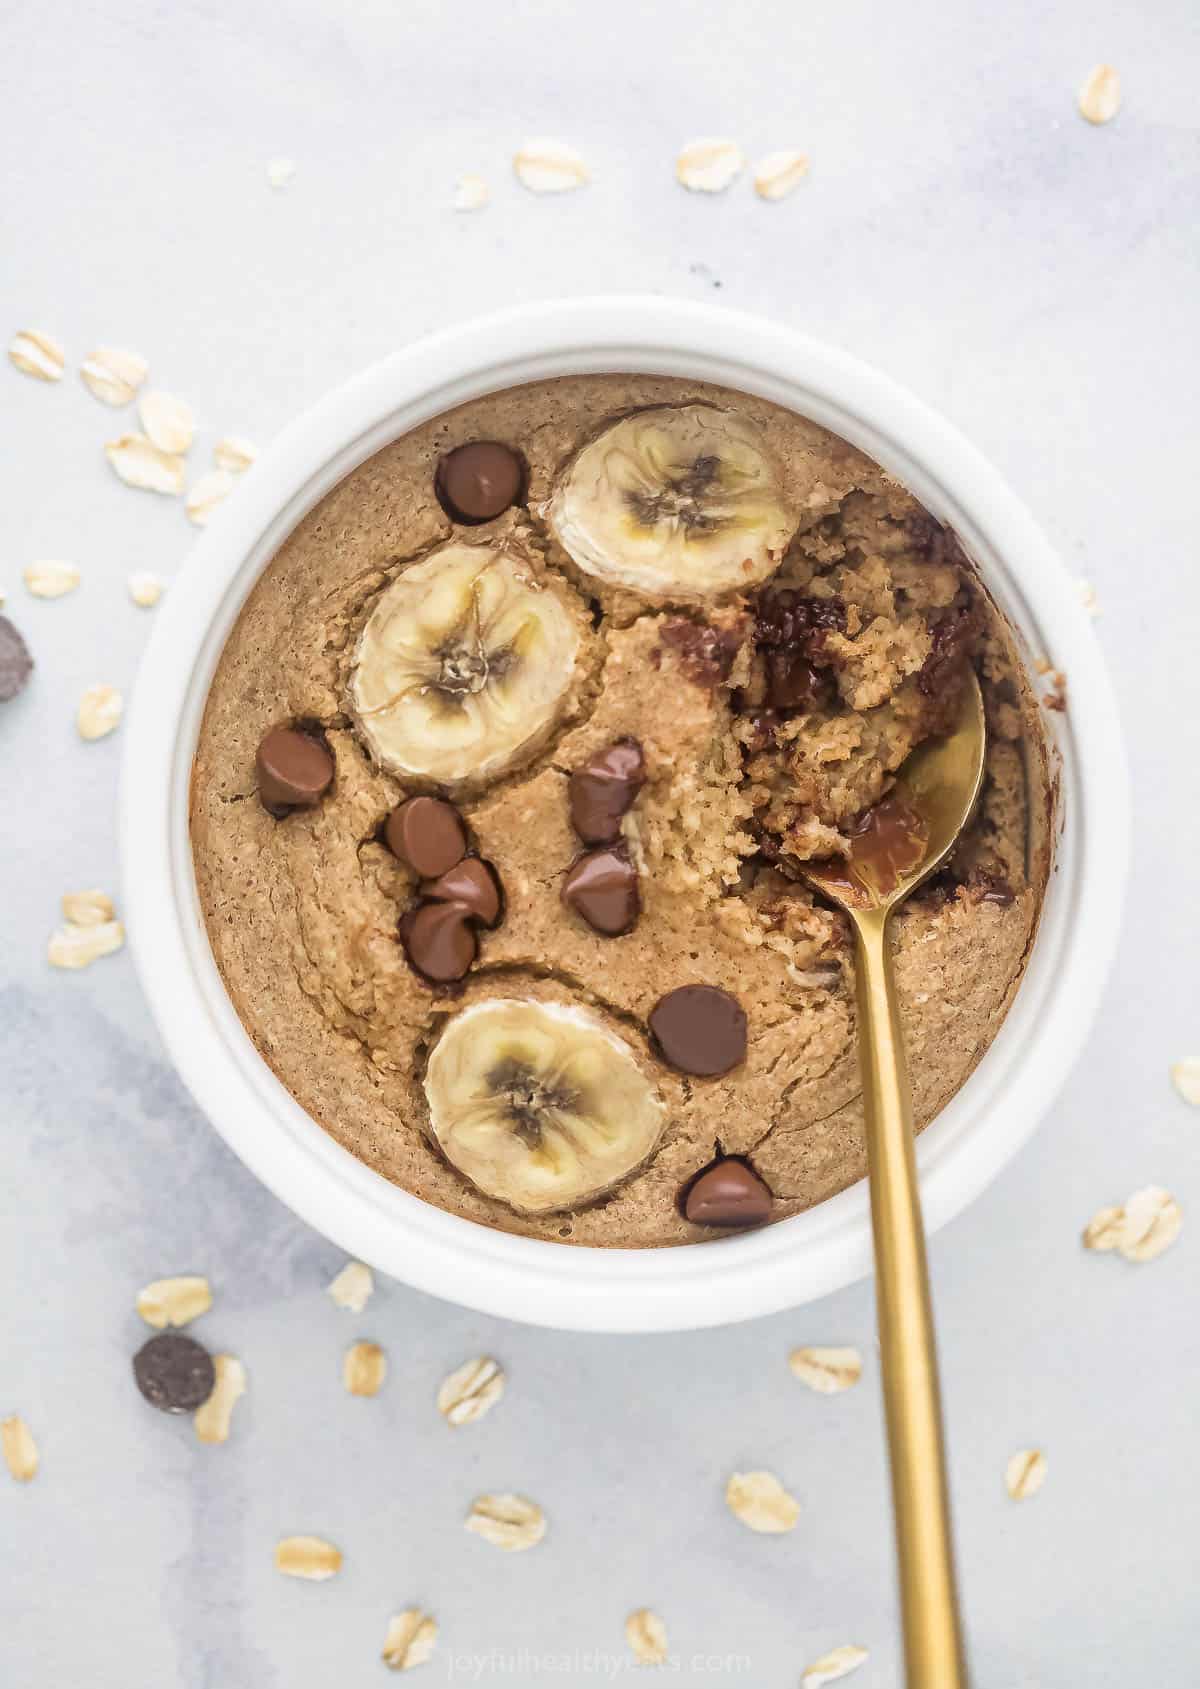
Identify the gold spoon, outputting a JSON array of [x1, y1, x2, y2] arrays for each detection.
[[801, 672, 987, 1689]]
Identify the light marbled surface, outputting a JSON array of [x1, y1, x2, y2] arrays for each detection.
[[2, 2, 1199, 1684]]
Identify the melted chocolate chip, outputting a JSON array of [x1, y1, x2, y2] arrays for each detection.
[[906, 513, 970, 570], [754, 590, 847, 652], [133, 1333, 216, 1414], [423, 857, 502, 926], [847, 794, 930, 896], [658, 619, 743, 689], [385, 796, 467, 879], [965, 868, 1015, 907], [435, 441, 524, 523], [649, 985, 747, 1077], [917, 600, 982, 731], [400, 899, 478, 982], [0, 617, 33, 703], [256, 726, 334, 813], [568, 737, 645, 844], [764, 649, 833, 710], [684, 1156, 773, 1227], [562, 846, 639, 936]]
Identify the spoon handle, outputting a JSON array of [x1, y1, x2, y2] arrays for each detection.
[[854, 907, 967, 1689]]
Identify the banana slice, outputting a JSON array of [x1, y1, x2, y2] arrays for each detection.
[[545, 405, 796, 599], [424, 999, 665, 1213], [349, 540, 581, 786]]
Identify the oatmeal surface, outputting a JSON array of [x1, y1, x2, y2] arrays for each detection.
[[190, 374, 1051, 1247]]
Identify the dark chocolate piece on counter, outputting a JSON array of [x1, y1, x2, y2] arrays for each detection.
[[0, 617, 33, 703], [400, 899, 478, 983], [385, 795, 467, 878], [649, 984, 747, 1077], [133, 1333, 216, 1414], [423, 857, 502, 927], [568, 737, 645, 844], [684, 1157, 774, 1227], [435, 441, 524, 523], [562, 846, 639, 936], [255, 726, 334, 812]]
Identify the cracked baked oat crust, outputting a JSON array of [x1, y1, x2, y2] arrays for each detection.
[[189, 374, 1052, 1247]]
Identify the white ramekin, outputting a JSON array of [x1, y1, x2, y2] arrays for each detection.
[[121, 297, 1127, 1333]]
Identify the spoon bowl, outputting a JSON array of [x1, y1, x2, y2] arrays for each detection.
[[802, 671, 988, 915]]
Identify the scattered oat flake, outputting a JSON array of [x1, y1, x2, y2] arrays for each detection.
[[140, 390, 195, 455], [195, 1355, 246, 1445], [213, 435, 257, 473], [23, 560, 79, 600], [513, 138, 589, 194], [128, 571, 164, 608], [1078, 64, 1121, 125], [753, 150, 809, 201], [789, 1345, 863, 1394], [9, 329, 64, 381], [1, 1416, 38, 1483], [625, 1608, 669, 1666], [676, 138, 745, 194], [105, 433, 185, 495], [437, 1356, 505, 1426], [1084, 1186, 1182, 1262], [136, 1275, 213, 1330], [465, 1492, 546, 1552], [48, 920, 124, 969], [382, 1609, 438, 1672], [1078, 578, 1100, 617], [1005, 1448, 1047, 1501], [328, 1259, 373, 1312], [274, 1534, 341, 1579], [725, 1470, 799, 1534], [802, 1645, 869, 1686], [267, 156, 296, 189], [77, 683, 123, 741], [1118, 1185, 1183, 1262], [61, 890, 114, 927], [186, 469, 235, 527], [1082, 1204, 1126, 1252], [343, 1340, 387, 1397], [1170, 1059, 1200, 1106], [454, 173, 490, 212], [80, 346, 148, 406]]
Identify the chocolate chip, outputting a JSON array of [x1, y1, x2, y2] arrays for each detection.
[[658, 618, 743, 689], [754, 591, 847, 651], [385, 795, 467, 878], [423, 857, 502, 926], [649, 985, 747, 1077], [400, 899, 478, 982], [435, 441, 524, 523], [0, 617, 33, 703], [568, 737, 645, 844], [132, 1332, 216, 1414], [917, 600, 982, 732], [965, 868, 1015, 908], [684, 1157, 773, 1227], [562, 846, 639, 936], [764, 649, 832, 710], [256, 726, 334, 812]]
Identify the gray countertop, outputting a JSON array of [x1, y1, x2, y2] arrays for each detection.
[[3, 1, 1199, 1684]]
